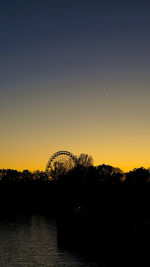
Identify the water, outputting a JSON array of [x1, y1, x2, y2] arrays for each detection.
[[0, 214, 104, 267]]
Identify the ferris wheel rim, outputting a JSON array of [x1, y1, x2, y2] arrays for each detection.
[[45, 150, 78, 173]]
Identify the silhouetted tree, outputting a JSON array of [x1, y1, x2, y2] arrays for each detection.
[[96, 164, 125, 184], [126, 168, 150, 184], [86, 165, 100, 184], [78, 153, 93, 168], [0, 169, 20, 184], [58, 165, 84, 184], [21, 170, 33, 183], [33, 170, 49, 183]]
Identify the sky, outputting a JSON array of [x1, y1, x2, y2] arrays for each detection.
[[0, 0, 150, 172]]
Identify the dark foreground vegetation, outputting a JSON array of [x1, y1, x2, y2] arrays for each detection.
[[1, 163, 150, 185], [0, 156, 150, 235], [0, 160, 150, 214], [1, 159, 150, 265]]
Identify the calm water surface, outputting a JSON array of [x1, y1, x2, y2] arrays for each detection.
[[0, 214, 105, 267]]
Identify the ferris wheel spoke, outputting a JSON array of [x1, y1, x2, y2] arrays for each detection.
[[45, 151, 78, 180]]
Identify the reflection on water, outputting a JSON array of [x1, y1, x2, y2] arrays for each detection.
[[0, 214, 104, 267]]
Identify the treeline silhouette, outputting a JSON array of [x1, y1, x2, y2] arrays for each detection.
[[0, 155, 150, 220], [0, 165, 150, 184]]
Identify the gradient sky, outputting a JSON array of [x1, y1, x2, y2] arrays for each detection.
[[0, 0, 150, 171]]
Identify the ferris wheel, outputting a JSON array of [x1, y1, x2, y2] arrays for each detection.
[[45, 151, 78, 179]]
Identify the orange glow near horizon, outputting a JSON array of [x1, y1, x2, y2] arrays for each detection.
[[1, 85, 150, 174], [1, 143, 149, 173]]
